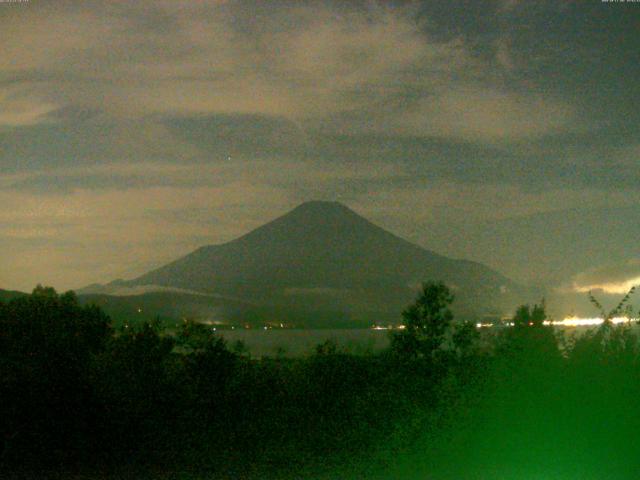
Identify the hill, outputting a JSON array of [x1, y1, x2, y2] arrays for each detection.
[[0, 288, 27, 302]]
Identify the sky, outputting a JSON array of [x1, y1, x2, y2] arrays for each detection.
[[1, 0, 639, 294]]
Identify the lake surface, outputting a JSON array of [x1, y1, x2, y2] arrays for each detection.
[[216, 328, 393, 357], [215, 320, 637, 357]]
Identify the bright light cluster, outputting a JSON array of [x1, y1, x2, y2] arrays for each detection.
[[376, 318, 638, 330], [545, 316, 634, 327], [474, 317, 637, 328]]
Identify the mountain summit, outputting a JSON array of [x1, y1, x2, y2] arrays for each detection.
[[94, 202, 522, 326]]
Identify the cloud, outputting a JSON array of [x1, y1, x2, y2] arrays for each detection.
[[399, 86, 576, 142], [0, 87, 57, 126], [1, 0, 637, 293], [0, 155, 412, 290], [0, 175, 291, 290], [572, 260, 640, 294], [0, 1, 577, 143]]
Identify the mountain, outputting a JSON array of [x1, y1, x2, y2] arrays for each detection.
[[77, 290, 256, 329], [84, 201, 526, 326], [0, 288, 27, 302]]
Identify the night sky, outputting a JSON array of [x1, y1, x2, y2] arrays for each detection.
[[1, 0, 639, 294]]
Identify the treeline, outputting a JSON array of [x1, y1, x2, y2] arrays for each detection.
[[1, 284, 640, 479]]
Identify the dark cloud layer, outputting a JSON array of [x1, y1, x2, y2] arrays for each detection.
[[1, 0, 639, 292]]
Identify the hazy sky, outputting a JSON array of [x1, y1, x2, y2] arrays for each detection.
[[1, 0, 639, 292]]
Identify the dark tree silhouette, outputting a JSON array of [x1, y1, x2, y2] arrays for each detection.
[[452, 320, 480, 359], [498, 301, 560, 366], [391, 281, 454, 360], [0, 286, 112, 467]]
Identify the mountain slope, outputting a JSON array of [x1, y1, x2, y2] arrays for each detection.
[[136, 202, 505, 289], [108, 201, 523, 325], [0, 288, 27, 302]]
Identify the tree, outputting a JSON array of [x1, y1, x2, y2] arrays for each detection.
[[588, 285, 636, 323], [512, 302, 546, 329], [452, 320, 480, 359], [391, 281, 454, 360], [499, 301, 559, 364], [570, 285, 638, 364], [0, 286, 112, 467]]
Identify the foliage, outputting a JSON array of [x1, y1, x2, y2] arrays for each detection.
[[497, 301, 560, 365], [391, 281, 455, 360], [3, 284, 640, 478], [0, 286, 112, 468], [588, 284, 637, 322], [568, 285, 639, 366]]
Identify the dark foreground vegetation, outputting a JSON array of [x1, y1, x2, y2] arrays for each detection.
[[1, 284, 639, 479]]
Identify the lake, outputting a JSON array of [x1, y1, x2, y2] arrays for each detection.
[[215, 328, 393, 357], [214, 318, 637, 357]]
